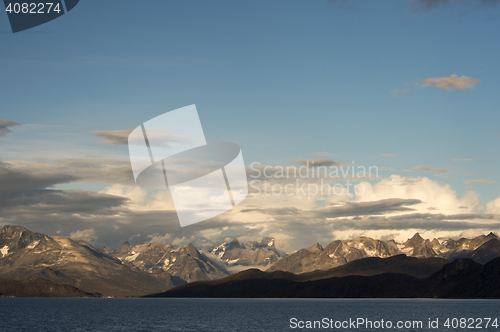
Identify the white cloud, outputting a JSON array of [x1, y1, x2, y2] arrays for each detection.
[[69, 228, 98, 244], [421, 74, 480, 91], [100, 184, 176, 212], [486, 196, 500, 214], [356, 175, 480, 215]]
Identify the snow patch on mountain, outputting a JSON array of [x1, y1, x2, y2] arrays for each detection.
[[26, 241, 40, 250], [1, 245, 9, 256], [124, 252, 140, 262]]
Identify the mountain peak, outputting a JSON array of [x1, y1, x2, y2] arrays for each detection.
[[1, 225, 31, 236], [404, 233, 425, 248], [307, 243, 323, 252], [227, 239, 241, 250], [1, 225, 28, 231], [260, 237, 275, 249], [119, 241, 131, 253], [185, 243, 200, 257]]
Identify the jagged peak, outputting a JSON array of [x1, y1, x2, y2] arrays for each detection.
[[185, 243, 200, 257], [260, 236, 274, 244], [119, 241, 131, 253], [260, 237, 275, 248]]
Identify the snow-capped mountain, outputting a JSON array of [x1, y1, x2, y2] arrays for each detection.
[[0, 225, 228, 296], [208, 237, 286, 267], [0, 225, 170, 297], [267, 232, 500, 274], [399, 232, 499, 260], [111, 241, 228, 282]]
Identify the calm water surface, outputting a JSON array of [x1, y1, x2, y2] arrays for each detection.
[[1, 298, 499, 332]]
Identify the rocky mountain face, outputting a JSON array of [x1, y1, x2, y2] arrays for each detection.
[[208, 237, 286, 267], [0, 225, 171, 297], [268, 237, 398, 274], [0, 278, 98, 297], [398, 232, 499, 261], [267, 232, 500, 274], [111, 241, 228, 283]]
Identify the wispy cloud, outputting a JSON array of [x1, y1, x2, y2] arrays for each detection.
[[291, 158, 351, 167], [90, 128, 134, 145], [454, 158, 474, 162], [411, 0, 500, 12], [312, 152, 334, 157], [414, 165, 454, 174], [464, 179, 495, 185], [380, 154, 396, 157]]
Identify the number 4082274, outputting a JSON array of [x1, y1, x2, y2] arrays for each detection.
[[5, 3, 62, 14]]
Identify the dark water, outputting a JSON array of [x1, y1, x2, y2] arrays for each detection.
[[1, 298, 499, 331]]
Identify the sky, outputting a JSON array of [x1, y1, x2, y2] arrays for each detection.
[[1, 0, 499, 252]]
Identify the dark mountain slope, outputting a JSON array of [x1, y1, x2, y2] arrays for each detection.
[[147, 256, 500, 299], [0, 278, 99, 297]]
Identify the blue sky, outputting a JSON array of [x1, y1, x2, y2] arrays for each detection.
[[1, 0, 499, 249]]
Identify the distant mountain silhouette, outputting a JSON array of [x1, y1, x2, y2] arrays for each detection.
[[147, 256, 500, 299]]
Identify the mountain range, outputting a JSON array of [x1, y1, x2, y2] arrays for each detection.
[[2, 225, 500, 298], [0, 225, 226, 297], [265, 232, 500, 274], [111, 241, 227, 283]]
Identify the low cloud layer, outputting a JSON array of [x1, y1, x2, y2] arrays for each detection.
[[0, 153, 499, 252], [69, 228, 98, 245]]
